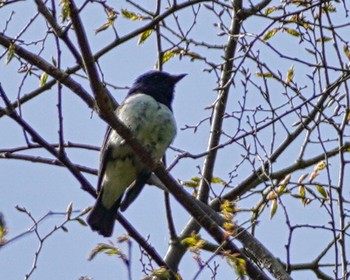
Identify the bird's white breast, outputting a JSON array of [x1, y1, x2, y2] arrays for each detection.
[[116, 93, 177, 158]]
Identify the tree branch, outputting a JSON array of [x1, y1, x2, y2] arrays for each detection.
[[0, 32, 95, 109]]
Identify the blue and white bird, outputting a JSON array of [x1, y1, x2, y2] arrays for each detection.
[[87, 70, 186, 237]]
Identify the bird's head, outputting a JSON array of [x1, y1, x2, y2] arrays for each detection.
[[128, 71, 186, 110]]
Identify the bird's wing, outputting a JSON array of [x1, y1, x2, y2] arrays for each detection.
[[97, 126, 113, 192], [119, 171, 151, 212]]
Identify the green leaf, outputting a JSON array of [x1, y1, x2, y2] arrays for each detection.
[[150, 267, 171, 280], [226, 253, 247, 277], [220, 200, 235, 214], [264, 6, 281, 16], [137, 29, 153, 45], [186, 51, 203, 61], [6, 43, 15, 64], [234, 257, 247, 276], [40, 72, 49, 86], [181, 177, 200, 188], [181, 232, 204, 250], [0, 213, 7, 244], [88, 243, 122, 261], [316, 185, 328, 199], [162, 49, 181, 64], [60, 0, 70, 22], [299, 185, 305, 198], [290, 1, 310, 7], [262, 28, 280, 41], [314, 160, 327, 171], [95, 21, 113, 34], [323, 3, 336, 12], [343, 45, 350, 60], [305, 48, 316, 55], [284, 28, 300, 37], [95, 8, 117, 35], [285, 65, 294, 85], [211, 176, 226, 185], [256, 72, 273, 78], [121, 9, 144, 20], [316, 37, 332, 43]]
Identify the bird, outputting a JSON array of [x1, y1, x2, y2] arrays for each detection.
[[87, 70, 186, 237]]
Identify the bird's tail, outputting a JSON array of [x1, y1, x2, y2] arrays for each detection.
[[87, 197, 121, 237]]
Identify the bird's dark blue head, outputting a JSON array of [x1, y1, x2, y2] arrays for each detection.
[[128, 71, 186, 110]]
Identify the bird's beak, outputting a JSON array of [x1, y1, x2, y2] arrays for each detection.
[[171, 73, 187, 84]]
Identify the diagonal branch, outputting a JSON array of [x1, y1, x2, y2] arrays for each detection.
[[34, 0, 83, 65], [0, 32, 95, 109], [220, 71, 350, 203], [0, 84, 96, 197], [196, 0, 242, 203], [164, 0, 245, 272]]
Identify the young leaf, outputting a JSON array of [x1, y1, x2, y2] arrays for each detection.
[[66, 201, 73, 220], [220, 200, 235, 214], [285, 65, 294, 85], [186, 51, 203, 61], [284, 28, 301, 37], [270, 199, 278, 219], [323, 3, 336, 12], [343, 45, 350, 60], [262, 28, 280, 41], [95, 21, 113, 34], [309, 171, 319, 182], [0, 213, 7, 244], [256, 72, 273, 78], [298, 173, 309, 184], [60, 0, 71, 22], [316, 185, 328, 199], [267, 191, 277, 200], [181, 231, 204, 251], [225, 252, 247, 277], [15, 205, 26, 213], [150, 267, 171, 280], [40, 72, 49, 86], [137, 29, 153, 45], [80, 206, 92, 216], [278, 174, 291, 193], [299, 185, 305, 198], [162, 49, 181, 64], [305, 48, 316, 55], [75, 217, 88, 226], [211, 176, 226, 185], [121, 9, 143, 20], [264, 6, 281, 16], [88, 243, 122, 261], [316, 37, 332, 43], [6, 43, 15, 64], [180, 177, 201, 188], [314, 160, 327, 171]]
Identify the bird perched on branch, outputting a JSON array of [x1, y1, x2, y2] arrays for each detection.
[[87, 70, 186, 237]]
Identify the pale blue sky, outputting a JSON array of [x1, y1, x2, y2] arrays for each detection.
[[1, 1, 348, 279]]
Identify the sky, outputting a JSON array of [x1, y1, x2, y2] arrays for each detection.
[[0, 1, 349, 280]]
